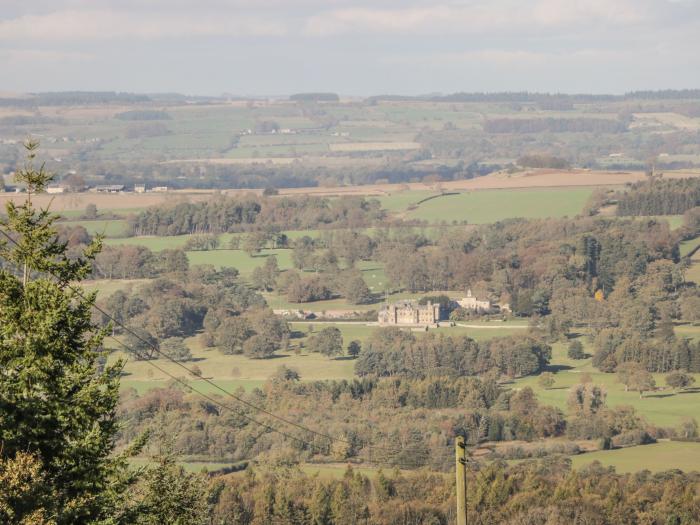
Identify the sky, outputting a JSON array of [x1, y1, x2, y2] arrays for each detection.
[[1, 0, 699, 96]]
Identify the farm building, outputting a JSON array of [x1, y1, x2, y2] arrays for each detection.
[[93, 185, 124, 193], [378, 300, 440, 326]]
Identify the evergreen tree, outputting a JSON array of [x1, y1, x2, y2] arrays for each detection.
[[0, 141, 137, 523], [135, 451, 209, 525]]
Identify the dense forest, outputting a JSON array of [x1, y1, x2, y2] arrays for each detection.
[[128, 195, 385, 235], [189, 459, 700, 524], [616, 178, 700, 216]]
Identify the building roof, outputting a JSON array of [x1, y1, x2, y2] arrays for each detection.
[[94, 184, 125, 191]]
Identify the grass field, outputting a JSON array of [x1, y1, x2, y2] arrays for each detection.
[[376, 190, 435, 212], [186, 249, 294, 276], [677, 324, 700, 341], [113, 333, 357, 391], [513, 334, 700, 427], [62, 219, 129, 237], [680, 236, 700, 258], [114, 318, 529, 395], [404, 188, 593, 223], [571, 441, 700, 473], [686, 245, 700, 284]]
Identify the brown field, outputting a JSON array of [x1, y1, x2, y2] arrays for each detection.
[[162, 156, 386, 167], [0, 191, 212, 212], [329, 141, 421, 152], [274, 168, 700, 197], [4, 168, 699, 211]]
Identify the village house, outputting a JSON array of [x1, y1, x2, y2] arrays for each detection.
[[378, 300, 440, 326], [456, 289, 491, 312]]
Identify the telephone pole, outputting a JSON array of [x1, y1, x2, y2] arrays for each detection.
[[455, 436, 467, 525]]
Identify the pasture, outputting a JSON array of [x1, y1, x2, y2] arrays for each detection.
[[404, 188, 593, 223], [571, 441, 700, 473], [61, 219, 130, 237], [113, 319, 528, 395], [513, 336, 700, 428]]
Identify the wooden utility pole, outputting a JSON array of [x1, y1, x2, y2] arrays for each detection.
[[455, 436, 467, 525]]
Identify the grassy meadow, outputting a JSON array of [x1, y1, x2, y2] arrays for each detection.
[[403, 188, 593, 223], [571, 441, 700, 473], [513, 334, 700, 428], [113, 319, 530, 395]]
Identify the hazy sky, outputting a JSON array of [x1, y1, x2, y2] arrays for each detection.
[[1, 0, 699, 96]]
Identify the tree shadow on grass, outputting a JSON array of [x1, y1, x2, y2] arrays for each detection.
[[678, 388, 700, 394], [645, 393, 676, 399], [333, 356, 357, 361], [546, 364, 574, 373]]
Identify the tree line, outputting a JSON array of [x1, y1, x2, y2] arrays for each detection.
[[128, 195, 385, 236], [616, 178, 700, 216], [483, 117, 628, 134]]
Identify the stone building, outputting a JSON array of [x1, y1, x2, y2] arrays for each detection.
[[378, 300, 440, 326], [456, 289, 491, 312]]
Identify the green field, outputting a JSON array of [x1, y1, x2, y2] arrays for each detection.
[[680, 236, 700, 258], [404, 188, 594, 223], [571, 441, 700, 473], [376, 190, 435, 212], [61, 219, 130, 237], [686, 245, 700, 284], [514, 335, 700, 427], [113, 319, 529, 395], [113, 333, 357, 389], [187, 249, 294, 276], [677, 324, 700, 341]]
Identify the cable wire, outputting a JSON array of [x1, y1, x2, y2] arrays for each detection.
[[0, 226, 456, 469]]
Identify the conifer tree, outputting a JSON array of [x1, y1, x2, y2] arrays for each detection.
[[0, 141, 136, 523]]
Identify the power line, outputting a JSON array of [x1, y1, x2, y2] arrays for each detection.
[[0, 226, 454, 469]]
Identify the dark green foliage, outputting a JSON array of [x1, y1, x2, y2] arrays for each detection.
[[93, 245, 189, 279], [347, 340, 361, 359], [0, 142, 137, 523], [616, 178, 700, 216], [340, 271, 372, 304], [134, 452, 208, 525], [201, 459, 700, 524], [355, 329, 550, 378], [129, 195, 384, 236], [307, 327, 344, 357], [517, 154, 570, 169], [568, 340, 585, 359], [124, 327, 160, 360], [160, 337, 193, 362], [114, 110, 172, 121]]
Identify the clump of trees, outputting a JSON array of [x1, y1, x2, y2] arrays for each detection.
[[517, 154, 570, 169], [128, 194, 384, 236], [355, 328, 551, 378]]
